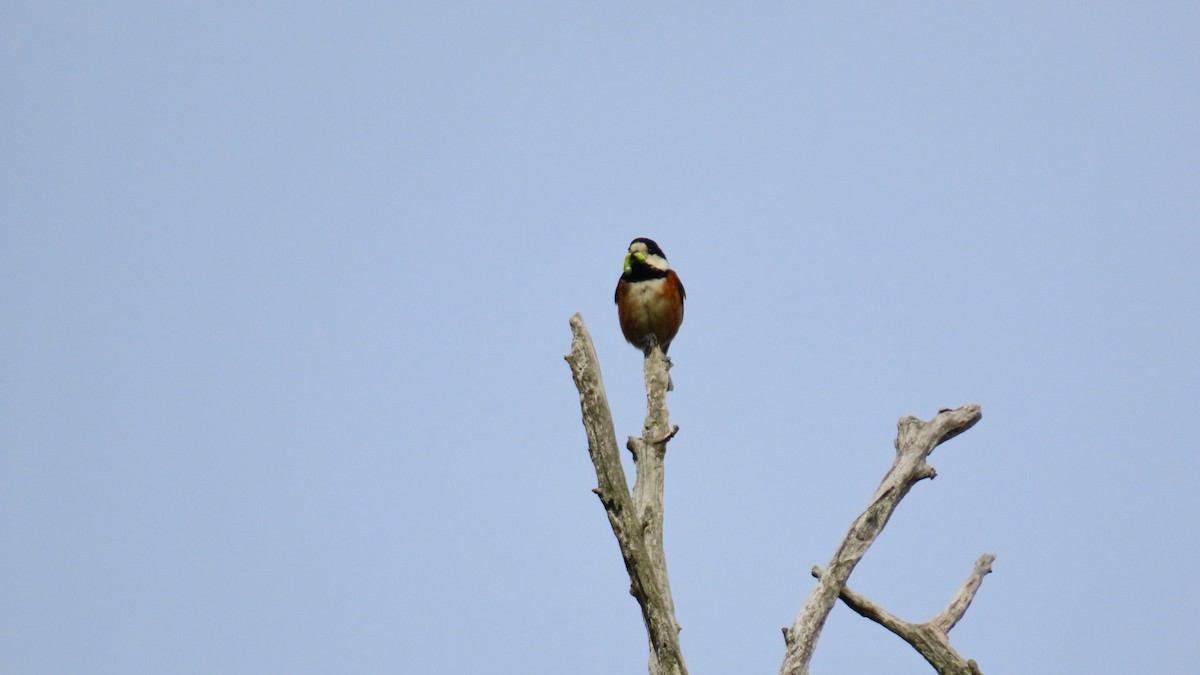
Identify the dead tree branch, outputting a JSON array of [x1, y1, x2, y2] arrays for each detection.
[[565, 313, 686, 675], [812, 553, 995, 675], [779, 405, 983, 675]]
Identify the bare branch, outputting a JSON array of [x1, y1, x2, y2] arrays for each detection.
[[809, 565, 909, 636], [565, 314, 687, 675], [812, 553, 996, 675], [631, 340, 683, 675], [779, 405, 983, 675], [564, 315, 629, 534], [932, 553, 996, 635]]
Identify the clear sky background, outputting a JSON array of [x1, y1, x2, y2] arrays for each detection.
[[3, 3, 1197, 674]]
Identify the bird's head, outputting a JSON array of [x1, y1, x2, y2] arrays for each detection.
[[624, 237, 670, 275]]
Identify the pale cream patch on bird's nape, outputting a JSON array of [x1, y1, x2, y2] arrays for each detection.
[[629, 241, 650, 255], [641, 253, 669, 271]]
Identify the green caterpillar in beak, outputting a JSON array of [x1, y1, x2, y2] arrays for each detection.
[[623, 251, 647, 275]]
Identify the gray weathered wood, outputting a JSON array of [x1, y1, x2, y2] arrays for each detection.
[[565, 313, 686, 675], [779, 405, 983, 675], [813, 553, 995, 675]]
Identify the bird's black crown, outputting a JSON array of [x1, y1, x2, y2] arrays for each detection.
[[630, 237, 667, 259]]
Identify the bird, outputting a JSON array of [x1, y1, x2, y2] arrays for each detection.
[[615, 237, 686, 390]]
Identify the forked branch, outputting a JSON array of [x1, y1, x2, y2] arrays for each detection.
[[779, 405, 983, 675], [565, 313, 686, 675], [813, 553, 995, 675]]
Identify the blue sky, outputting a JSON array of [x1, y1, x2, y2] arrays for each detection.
[[3, 3, 1197, 673]]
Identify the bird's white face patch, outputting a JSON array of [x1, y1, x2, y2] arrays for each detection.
[[628, 241, 669, 271], [642, 253, 669, 271]]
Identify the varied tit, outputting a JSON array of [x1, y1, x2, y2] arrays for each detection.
[[615, 237, 685, 389]]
